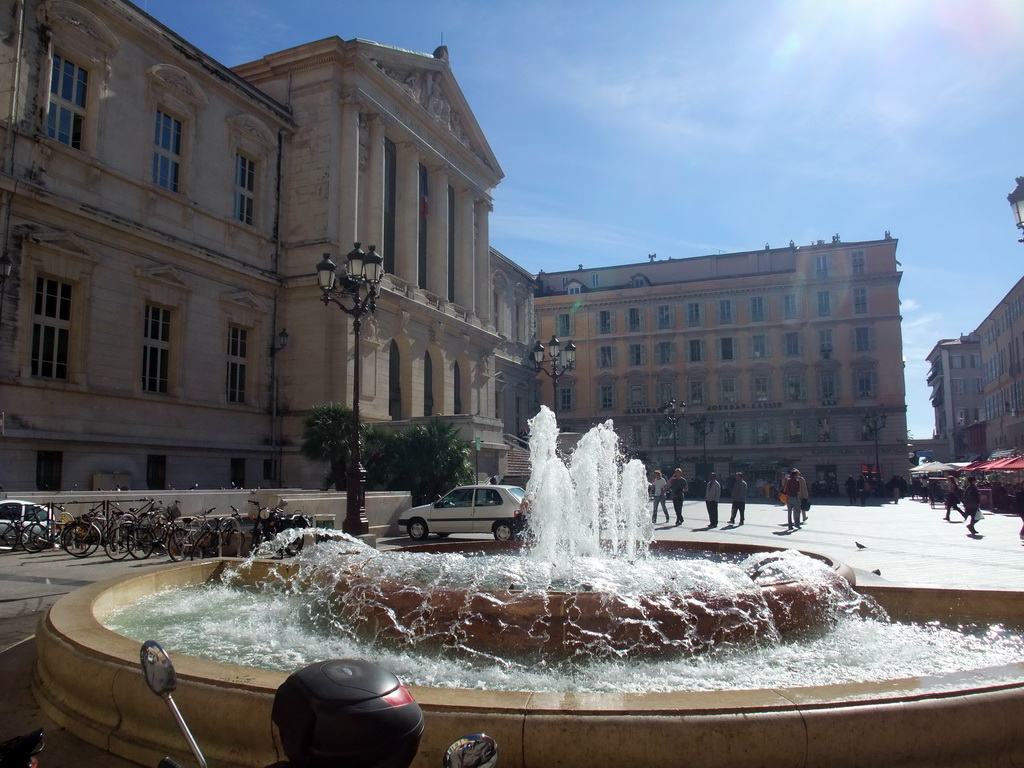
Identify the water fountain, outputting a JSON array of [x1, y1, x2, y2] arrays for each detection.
[[32, 408, 1024, 767]]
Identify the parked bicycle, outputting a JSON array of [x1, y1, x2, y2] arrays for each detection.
[[188, 507, 244, 560]]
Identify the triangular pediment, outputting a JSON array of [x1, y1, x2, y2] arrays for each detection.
[[220, 291, 269, 313], [23, 230, 101, 263], [135, 264, 193, 292], [358, 42, 503, 179]]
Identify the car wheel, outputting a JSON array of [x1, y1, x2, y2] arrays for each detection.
[[493, 521, 515, 541], [407, 518, 429, 541]]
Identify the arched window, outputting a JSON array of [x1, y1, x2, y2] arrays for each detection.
[[389, 340, 401, 419], [423, 351, 434, 417]]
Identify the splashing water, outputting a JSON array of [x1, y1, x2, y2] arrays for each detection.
[[102, 407, 1024, 691]]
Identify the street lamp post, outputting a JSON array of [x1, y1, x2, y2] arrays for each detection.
[[660, 399, 686, 467], [532, 335, 576, 411], [316, 243, 384, 537], [862, 409, 887, 479], [690, 415, 715, 463], [1008, 177, 1024, 243]]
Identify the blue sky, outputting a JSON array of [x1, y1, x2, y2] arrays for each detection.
[[142, 0, 1024, 442]]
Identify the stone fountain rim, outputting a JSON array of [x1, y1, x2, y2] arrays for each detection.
[[42, 551, 1024, 710]]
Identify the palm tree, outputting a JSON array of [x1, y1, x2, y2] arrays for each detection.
[[394, 418, 473, 504], [300, 402, 356, 491]]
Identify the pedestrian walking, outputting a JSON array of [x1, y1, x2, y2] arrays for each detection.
[[704, 472, 721, 527], [728, 472, 748, 525], [845, 475, 856, 506], [669, 468, 688, 526], [944, 475, 964, 521], [782, 469, 808, 529], [650, 470, 669, 524], [963, 476, 982, 535], [857, 475, 868, 506]]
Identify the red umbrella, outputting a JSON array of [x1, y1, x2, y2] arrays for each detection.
[[988, 456, 1024, 471]]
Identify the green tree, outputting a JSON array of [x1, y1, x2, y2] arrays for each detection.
[[393, 417, 473, 504], [300, 402, 356, 491]]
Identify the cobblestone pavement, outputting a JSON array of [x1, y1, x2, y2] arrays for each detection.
[[1, 495, 1021, 765]]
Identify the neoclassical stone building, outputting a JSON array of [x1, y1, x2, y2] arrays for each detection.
[[533, 237, 908, 488], [0, 0, 535, 491]]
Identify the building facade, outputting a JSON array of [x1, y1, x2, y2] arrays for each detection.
[[976, 275, 1024, 455], [0, 0, 534, 492], [533, 238, 908, 489], [925, 333, 984, 461]]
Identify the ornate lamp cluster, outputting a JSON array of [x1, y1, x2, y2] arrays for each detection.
[[532, 335, 576, 411], [315, 243, 385, 536]]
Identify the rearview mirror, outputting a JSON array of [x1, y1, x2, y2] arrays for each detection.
[[140, 640, 177, 697], [444, 734, 497, 768]]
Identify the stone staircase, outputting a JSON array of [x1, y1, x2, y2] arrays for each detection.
[[503, 444, 531, 488]]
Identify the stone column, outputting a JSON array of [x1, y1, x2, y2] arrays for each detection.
[[393, 141, 420, 283], [455, 187, 475, 311], [361, 114, 385, 252], [474, 198, 492, 325], [338, 96, 361, 250], [426, 164, 449, 298]]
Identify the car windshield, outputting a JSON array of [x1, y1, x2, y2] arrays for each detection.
[[506, 487, 525, 502]]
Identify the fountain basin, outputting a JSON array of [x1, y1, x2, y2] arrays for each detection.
[[32, 552, 1024, 768]]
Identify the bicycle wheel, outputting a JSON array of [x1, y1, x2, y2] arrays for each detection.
[[165, 528, 187, 561], [189, 530, 219, 560], [22, 523, 52, 553], [220, 518, 242, 556], [1, 523, 20, 548], [129, 523, 157, 559], [62, 522, 101, 558], [104, 524, 134, 561]]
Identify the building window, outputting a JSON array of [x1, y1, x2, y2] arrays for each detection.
[[628, 383, 646, 407], [788, 419, 803, 443], [720, 377, 737, 404], [598, 310, 614, 334], [561, 277, 570, 289], [658, 381, 675, 405], [752, 375, 771, 402], [47, 53, 88, 149], [233, 153, 255, 225], [783, 294, 798, 319], [853, 327, 874, 352], [817, 291, 831, 317], [556, 313, 572, 336], [719, 337, 735, 361], [559, 386, 574, 411], [597, 346, 616, 368], [36, 451, 63, 492], [722, 421, 737, 445], [851, 250, 865, 275], [751, 334, 769, 359], [749, 296, 765, 322], [951, 355, 964, 369], [687, 339, 703, 362], [567, 285, 581, 295], [631, 424, 645, 448], [599, 384, 615, 409], [817, 418, 832, 442], [656, 341, 674, 365], [856, 370, 876, 398], [819, 329, 834, 358], [628, 307, 643, 332], [591, 273, 600, 288], [784, 331, 803, 356], [786, 374, 805, 401], [147, 455, 167, 490], [689, 379, 705, 405], [226, 325, 247, 403], [718, 299, 734, 324], [853, 287, 868, 315], [970, 353, 981, 368], [818, 372, 837, 400], [31, 277, 72, 380], [814, 254, 829, 277], [629, 343, 646, 366], [142, 304, 171, 394], [952, 378, 965, 395], [657, 305, 673, 329], [153, 109, 182, 192], [755, 421, 771, 445], [686, 302, 702, 327]]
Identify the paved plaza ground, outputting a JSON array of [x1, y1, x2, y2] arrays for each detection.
[[1, 494, 1022, 765]]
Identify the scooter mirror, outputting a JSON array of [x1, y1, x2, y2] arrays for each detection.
[[443, 734, 498, 768], [140, 640, 177, 697]]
